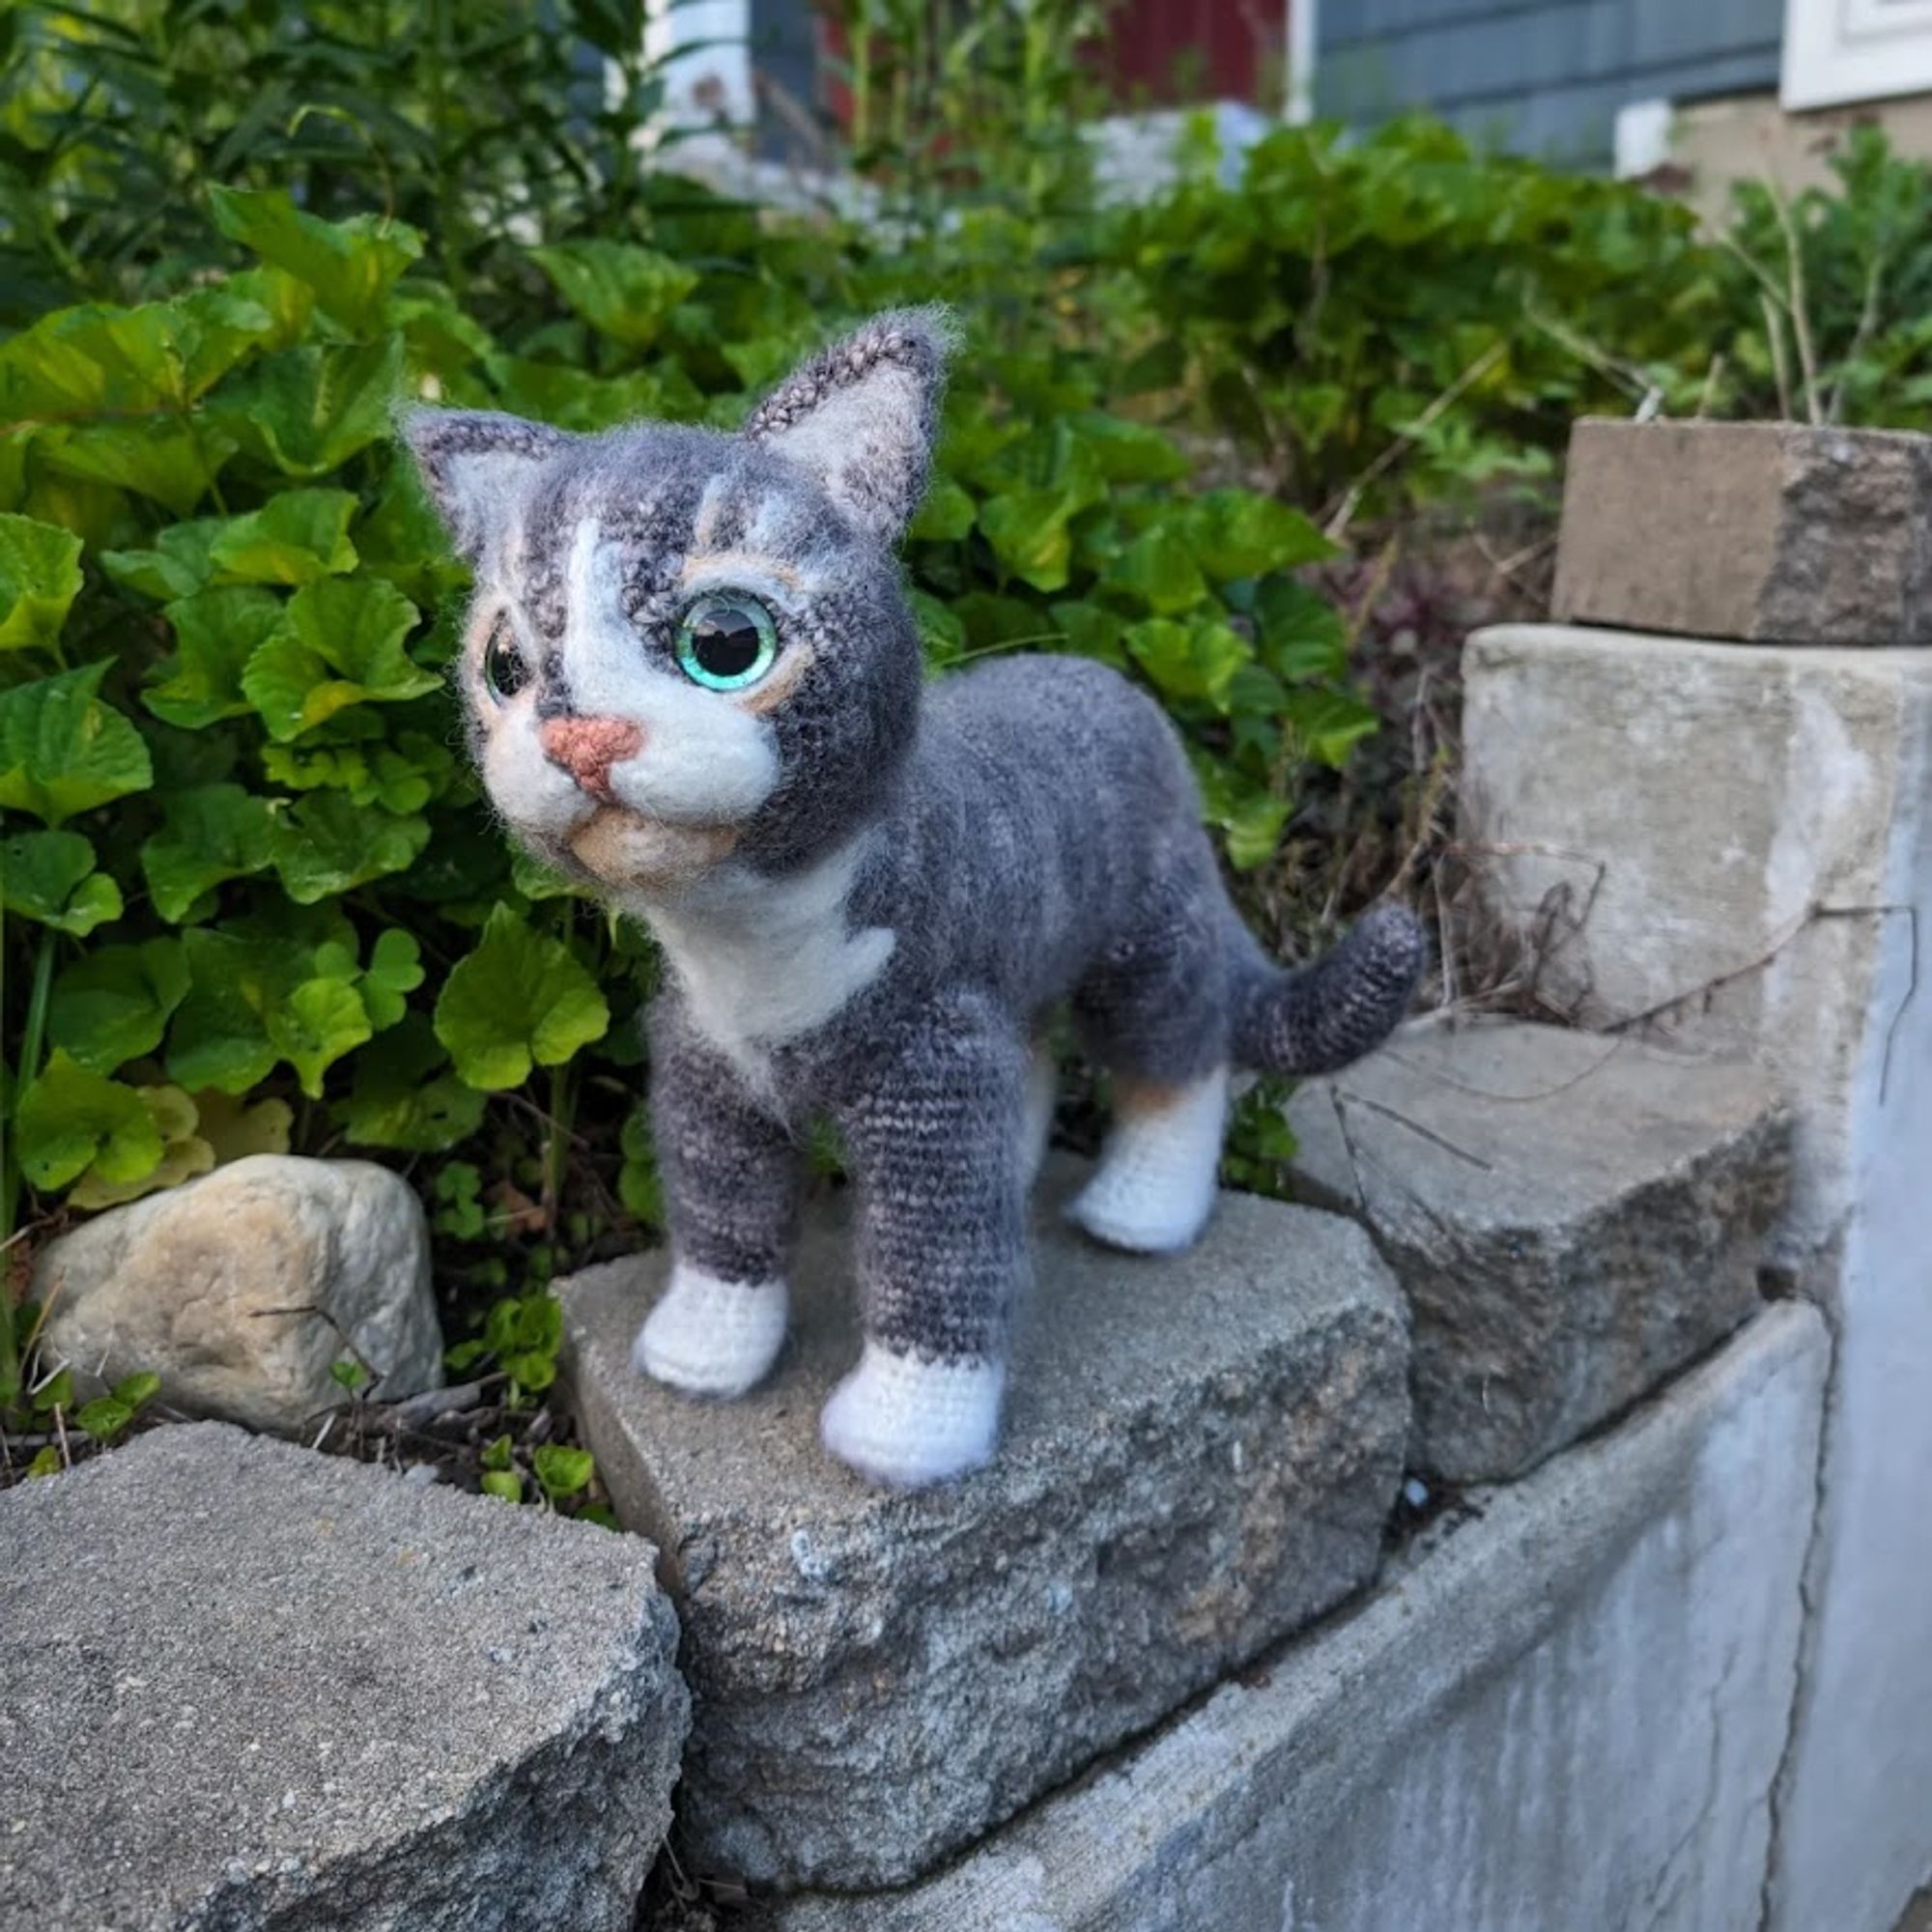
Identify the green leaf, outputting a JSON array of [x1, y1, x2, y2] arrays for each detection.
[[101, 521, 226, 603], [435, 903, 611, 1090], [267, 977, 373, 1098], [1066, 412, 1191, 483], [0, 291, 271, 420], [0, 662, 154, 826], [528, 242, 698, 351], [1106, 524, 1208, 615], [0, 514, 83, 651], [207, 490, 358, 585], [480, 1469, 524, 1503], [112, 1371, 161, 1410], [908, 478, 977, 543], [329, 1358, 371, 1394], [47, 939, 189, 1072], [1123, 616, 1252, 707], [2, 830, 122, 935], [40, 418, 235, 518], [15, 1050, 162, 1192], [618, 1107, 663, 1224], [1220, 790, 1293, 871], [1190, 492, 1340, 581], [1254, 578, 1349, 682], [146, 586, 283, 729], [208, 188, 422, 334], [139, 783, 279, 922], [76, 1396, 134, 1443], [1283, 687, 1381, 769], [532, 1444, 595, 1499], [165, 926, 312, 1094], [980, 489, 1074, 592], [34, 1368, 73, 1414], [360, 928, 425, 1029], [270, 793, 430, 903], [26, 1446, 62, 1477], [210, 337, 407, 478], [480, 1433, 516, 1472], [336, 1012, 485, 1152], [242, 576, 434, 741], [261, 731, 456, 815]]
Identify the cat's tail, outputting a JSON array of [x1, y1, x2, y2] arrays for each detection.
[[1228, 901, 1428, 1077]]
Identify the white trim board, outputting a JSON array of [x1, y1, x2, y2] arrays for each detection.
[[1782, 0, 1932, 110]]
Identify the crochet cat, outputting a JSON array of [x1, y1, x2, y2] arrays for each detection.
[[405, 310, 1425, 1489]]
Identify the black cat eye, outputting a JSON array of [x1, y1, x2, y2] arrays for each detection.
[[483, 615, 528, 702], [675, 592, 780, 692]]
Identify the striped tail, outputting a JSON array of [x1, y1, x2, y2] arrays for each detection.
[[1230, 902, 1428, 1077]]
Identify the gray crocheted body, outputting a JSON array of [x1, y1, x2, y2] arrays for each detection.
[[406, 311, 1425, 1487]]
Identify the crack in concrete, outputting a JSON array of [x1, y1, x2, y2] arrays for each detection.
[[1756, 1268, 1842, 1932]]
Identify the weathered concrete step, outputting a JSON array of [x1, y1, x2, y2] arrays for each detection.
[[765, 1300, 1828, 1932], [1287, 1017, 1790, 1482], [557, 1154, 1409, 1892], [0, 1424, 689, 1932]]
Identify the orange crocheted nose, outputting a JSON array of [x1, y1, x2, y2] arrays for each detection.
[[540, 717, 644, 803]]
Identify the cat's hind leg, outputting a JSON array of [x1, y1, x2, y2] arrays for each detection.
[[633, 998, 802, 1398], [823, 993, 1031, 1487], [1067, 1065, 1229, 1254], [1066, 858, 1232, 1254]]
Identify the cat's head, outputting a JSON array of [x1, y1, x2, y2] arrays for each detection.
[[403, 309, 950, 895]]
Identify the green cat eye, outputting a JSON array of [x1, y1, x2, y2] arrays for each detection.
[[675, 592, 780, 693]]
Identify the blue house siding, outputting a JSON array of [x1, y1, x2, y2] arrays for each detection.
[[1317, 0, 1783, 165]]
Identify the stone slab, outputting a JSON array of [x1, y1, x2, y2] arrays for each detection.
[[768, 1301, 1829, 1932], [1551, 417, 1932, 646], [0, 1424, 689, 1932], [1461, 623, 1932, 1284], [556, 1155, 1409, 1892], [1287, 1017, 1790, 1480]]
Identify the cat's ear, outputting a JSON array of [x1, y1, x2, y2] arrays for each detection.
[[743, 308, 953, 546], [399, 409, 573, 562]]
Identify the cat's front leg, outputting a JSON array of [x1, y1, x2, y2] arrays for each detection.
[[823, 994, 1031, 1488], [633, 998, 802, 1399]]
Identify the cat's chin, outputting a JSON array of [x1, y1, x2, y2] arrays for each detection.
[[565, 806, 741, 892]]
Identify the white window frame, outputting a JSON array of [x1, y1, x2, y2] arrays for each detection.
[[1782, 0, 1932, 111]]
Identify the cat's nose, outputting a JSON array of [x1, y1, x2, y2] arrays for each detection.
[[540, 717, 644, 803]]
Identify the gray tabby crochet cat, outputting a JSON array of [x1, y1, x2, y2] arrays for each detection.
[[404, 310, 1425, 1490]]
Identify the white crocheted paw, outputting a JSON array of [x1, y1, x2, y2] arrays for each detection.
[[632, 1263, 788, 1398], [820, 1342, 1006, 1488], [1067, 1065, 1229, 1255]]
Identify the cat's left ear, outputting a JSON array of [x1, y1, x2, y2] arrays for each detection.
[[743, 308, 953, 547], [399, 409, 574, 562]]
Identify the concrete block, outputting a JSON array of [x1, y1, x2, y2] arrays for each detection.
[[1552, 418, 1932, 646], [1767, 632, 1932, 1930], [1461, 622, 1932, 1278], [557, 1156, 1409, 1892], [768, 1302, 1828, 1932], [1288, 1017, 1790, 1480], [0, 1425, 689, 1932]]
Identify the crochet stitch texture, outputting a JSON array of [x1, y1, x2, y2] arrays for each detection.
[[405, 310, 1426, 1487]]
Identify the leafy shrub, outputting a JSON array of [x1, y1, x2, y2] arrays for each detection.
[[0, 182, 1363, 1292]]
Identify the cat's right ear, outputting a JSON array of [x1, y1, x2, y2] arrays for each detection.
[[399, 410, 573, 562]]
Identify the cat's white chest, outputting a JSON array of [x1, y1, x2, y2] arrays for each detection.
[[633, 839, 895, 1089]]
